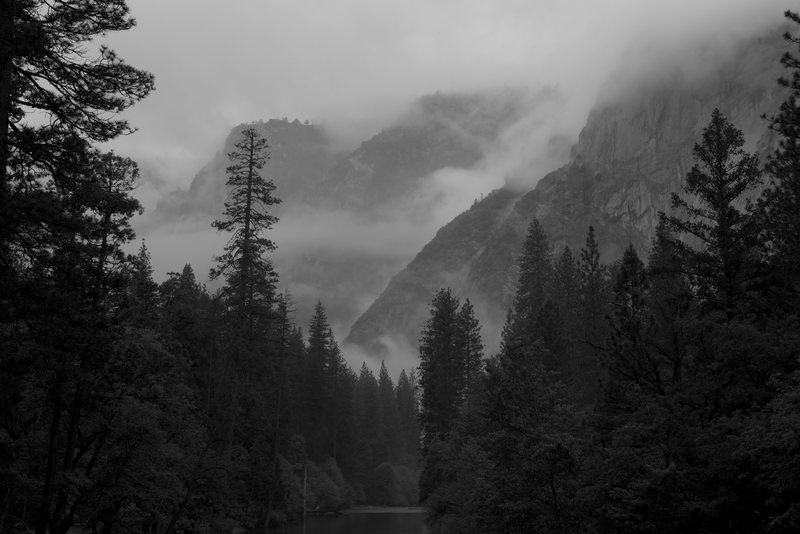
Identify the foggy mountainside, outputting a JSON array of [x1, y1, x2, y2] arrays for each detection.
[[152, 89, 566, 335], [347, 28, 788, 359], [5, 1, 800, 534]]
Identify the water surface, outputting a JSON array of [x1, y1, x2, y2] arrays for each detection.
[[278, 508, 428, 534]]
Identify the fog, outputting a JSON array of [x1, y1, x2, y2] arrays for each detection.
[[108, 0, 785, 189], [105, 0, 788, 372]]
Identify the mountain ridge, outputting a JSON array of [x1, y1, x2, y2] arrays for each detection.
[[344, 26, 789, 359]]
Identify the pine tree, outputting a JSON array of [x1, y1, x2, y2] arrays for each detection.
[[378, 361, 401, 463], [126, 240, 160, 328], [553, 246, 580, 334], [503, 218, 553, 348], [455, 298, 484, 405], [304, 301, 333, 461], [211, 127, 281, 338], [0, 1, 153, 287], [762, 11, 800, 304], [356, 363, 381, 474], [665, 108, 763, 314], [535, 297, 569, 376], [574, 225, 609, 404], [603, 244, 658, 411], [396, 369, 420, 459], [418, 288, 463, 451], [159, 264, 214, 416], [646, 218, 692, 388], [0, 150, 154, 534]]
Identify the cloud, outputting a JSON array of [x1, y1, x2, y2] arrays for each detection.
[[344, 334, 420, 383], [122, 0, 790, 367], [104, 0, 786, 193]]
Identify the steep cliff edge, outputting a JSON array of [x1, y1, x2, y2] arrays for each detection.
[[345, 29, 788, 359]]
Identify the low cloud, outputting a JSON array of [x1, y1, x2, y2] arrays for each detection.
[[124, 0, 790, 370], [107, 0, 786, 193]]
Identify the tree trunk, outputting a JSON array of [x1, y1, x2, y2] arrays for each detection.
[[0, 0, 16, 202], [35, 377, 63, 534]]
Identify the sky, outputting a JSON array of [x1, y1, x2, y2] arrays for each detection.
[[106, 0, 787, 200], [100, 0, 788, 375]]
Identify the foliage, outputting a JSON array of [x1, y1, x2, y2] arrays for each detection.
[[419, 97, 800, 532], [762, 10, 800, 307], [211, 127, 280, 334]]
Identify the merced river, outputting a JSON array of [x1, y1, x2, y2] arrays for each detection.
[[276, 507, 428, 534]]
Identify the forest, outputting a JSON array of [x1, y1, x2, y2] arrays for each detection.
[[0, 2, 419, 533], [2, 2, 800, 534], [416, 13, 800, 534]]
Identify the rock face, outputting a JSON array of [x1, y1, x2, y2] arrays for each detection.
[[154, 90, 534, 222], [151, 91, 539, 331], [344, 30, 788, 359]]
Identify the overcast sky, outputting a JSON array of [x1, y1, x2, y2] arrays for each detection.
[[106, 0, 786, 201]]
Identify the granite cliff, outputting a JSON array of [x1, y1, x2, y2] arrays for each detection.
[[344, 30, 788, 358], [151, 90, 547, 331]]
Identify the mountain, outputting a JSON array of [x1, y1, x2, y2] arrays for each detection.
[[345, 29, 788, 359], [150, 90, 551, 331]]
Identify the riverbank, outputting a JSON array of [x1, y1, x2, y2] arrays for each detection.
[[341, 506, 425, 514]]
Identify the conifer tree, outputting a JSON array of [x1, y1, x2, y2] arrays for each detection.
[[762, 11, 800, 304], [665, 108, 763, 313], [378, 361, 401, 463], [0, 1, 154, 289], [356, 362, 381, 472], [418, 288, 463, 450], [646, 218, 692, 388], [455, 298, 484, 404], [574, 226, 609, 403], [553, 246, 580, 336], [0, 150, 155, 534], [503, 218, 553, 348], [126, 240, 160, 328], [396, 369, 420, 459], [211, 127, 281, 337], [304, 301, 335, 461], [534, 297, 568, 375], [603, 244, 657, 411]]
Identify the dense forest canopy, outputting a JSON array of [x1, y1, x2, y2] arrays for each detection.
[[416, 11, 800, 533], [0, 2, 420, 532]]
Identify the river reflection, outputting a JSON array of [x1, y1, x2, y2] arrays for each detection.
[[277, 508, 428, 534]]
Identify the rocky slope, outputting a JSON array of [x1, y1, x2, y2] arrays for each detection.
[[150, 90, 545, 331], [345, 29, 788, 359]]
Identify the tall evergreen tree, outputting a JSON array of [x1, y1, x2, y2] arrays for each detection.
[[535, 298, 569, 376], [603, 245, 656, 411], [356, 363, 381, 476], [574, 225, 609, 404], [208, 127, 281, 466], [503, 218, 553, 350], [396, 369, 420, 460], [378, 361, 401, 463], [0, 1, 153, 290], [646, 218, 692, 389], [665, 108, 763, 313], [762, 11, 800, 305], [455, 298, 484, 405], [126, 240, 160, 328], [303, 301, 335, 461], [211, 127, 280, 338], [418, 288, 463, 451], [553, 246, 580, 336]]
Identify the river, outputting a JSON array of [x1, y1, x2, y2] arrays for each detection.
[[276, 507, 428, 534]]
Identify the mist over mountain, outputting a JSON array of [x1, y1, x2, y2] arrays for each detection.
[[140, 21, 789, 373], [144, 89, 569, 338], [344, 26, 788, 363]]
